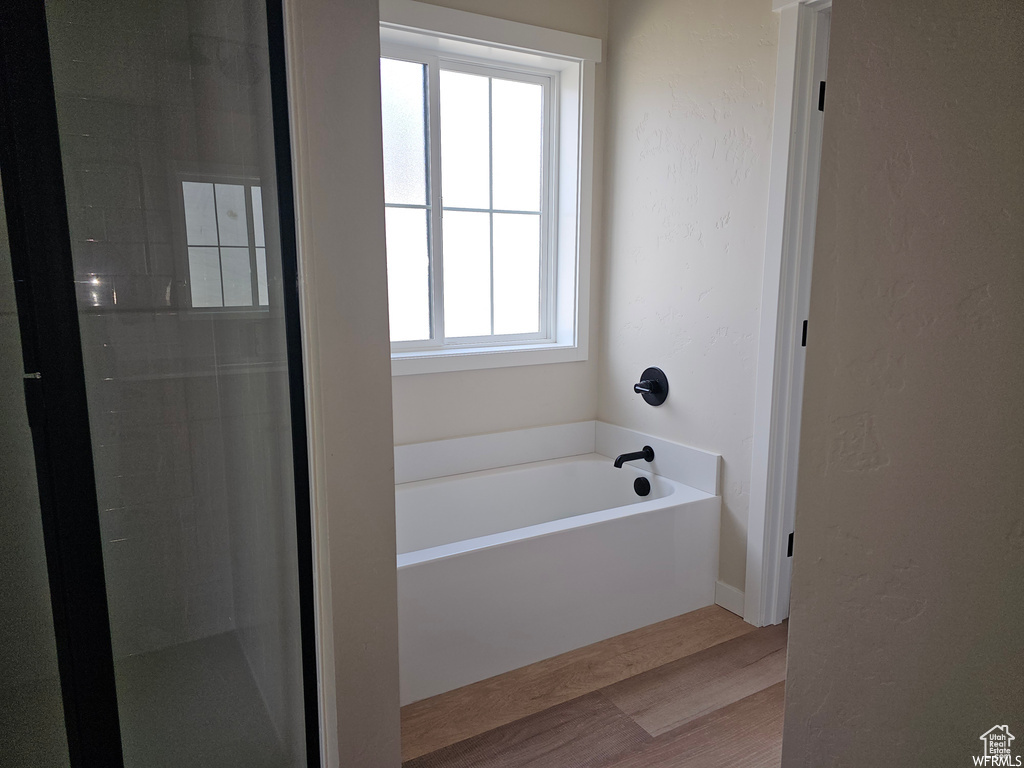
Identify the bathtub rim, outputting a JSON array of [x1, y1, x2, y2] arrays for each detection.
[[397, 455, 715, 569]]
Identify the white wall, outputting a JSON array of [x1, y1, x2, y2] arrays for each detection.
[[599, 0, 779, 591], [782, 0, 1024, 764], [286, 0, 401, 764], [389, 0, 609, 446]]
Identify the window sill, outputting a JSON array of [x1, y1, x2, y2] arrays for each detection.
[[391, 341, 587, 376]]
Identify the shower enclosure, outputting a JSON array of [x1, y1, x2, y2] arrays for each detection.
[[0, 0, 319, 766]]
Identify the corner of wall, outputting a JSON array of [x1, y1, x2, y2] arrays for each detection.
[[598, 0, 781, 594]]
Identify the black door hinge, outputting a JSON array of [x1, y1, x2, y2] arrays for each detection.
[[787, 532, 794, 558], [801, 320, 808, 347], [818, 81, 826, 112]]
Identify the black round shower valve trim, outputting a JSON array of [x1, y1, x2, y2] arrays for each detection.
[[633, 367, 669, 406]]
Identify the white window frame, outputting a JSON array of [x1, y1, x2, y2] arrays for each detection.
[[380, 0, 601, 376]]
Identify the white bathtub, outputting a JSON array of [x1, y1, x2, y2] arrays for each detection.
[[396, 448, 720, 705]]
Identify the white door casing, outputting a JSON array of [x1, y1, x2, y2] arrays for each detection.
[[745, 0, 831, 628]]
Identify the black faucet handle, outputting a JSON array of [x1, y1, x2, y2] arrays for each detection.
[[634, 367, 669, 406]]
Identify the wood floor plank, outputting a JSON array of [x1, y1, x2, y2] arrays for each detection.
[[603, 682, 786, 768], [601, 622, 788, 737], [400, 605, 753, 761], [403, 692, 651, 768]]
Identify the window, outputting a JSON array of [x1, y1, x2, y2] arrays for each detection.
[[380, 0, 601, 375], [181, 179, 269, 309], [382, 58, 551, 344]]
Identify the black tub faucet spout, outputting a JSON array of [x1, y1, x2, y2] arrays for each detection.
[[614, 446, 655, 468]]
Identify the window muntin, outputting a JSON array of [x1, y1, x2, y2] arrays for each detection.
[[181, 179, 269, 309], [381, 47, 556, 351]]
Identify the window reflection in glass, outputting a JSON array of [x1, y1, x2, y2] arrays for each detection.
[[182, 181, 269, 309]]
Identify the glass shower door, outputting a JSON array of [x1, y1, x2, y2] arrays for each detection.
[[39, 0, 315, 765], [0, 166, 72, 768]]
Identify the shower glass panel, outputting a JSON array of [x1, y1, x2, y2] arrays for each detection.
[[43, 0, 309, 765], [0, 169, 72, 768]]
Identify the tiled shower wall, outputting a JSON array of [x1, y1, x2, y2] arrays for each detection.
[[47, 0, 303, 753]]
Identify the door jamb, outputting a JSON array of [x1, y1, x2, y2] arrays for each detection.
[[745, 0, 832, 627]]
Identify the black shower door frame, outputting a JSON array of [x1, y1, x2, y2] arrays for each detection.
[[0, 1, 321, 765]]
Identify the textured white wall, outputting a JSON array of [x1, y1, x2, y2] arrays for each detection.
[[600, 0, 779, 591], [389, 0, 609, 446], [783, 1, 1024, 764]]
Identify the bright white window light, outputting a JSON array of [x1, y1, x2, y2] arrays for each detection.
[[493, 213, 540, 335], [491, 78, 543, 212], [381, 57, 431, 341], [385, 207, 431, 341], [442, 210, 491, 337], [439, 71, 489, 210]]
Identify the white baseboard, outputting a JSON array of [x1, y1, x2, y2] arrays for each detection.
[[715, 580, 745, 617]]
